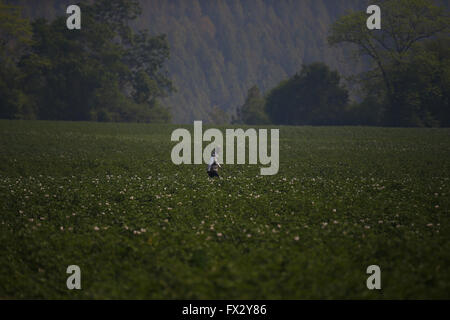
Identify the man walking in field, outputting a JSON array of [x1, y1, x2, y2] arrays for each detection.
[[207, 148, 221, 178]]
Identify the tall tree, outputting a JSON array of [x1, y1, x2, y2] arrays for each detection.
[[328, 0, 450, 126]]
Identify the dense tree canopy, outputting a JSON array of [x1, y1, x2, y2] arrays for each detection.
[[8, 0, 369, 123], [0, 0, 32, 119], [233, 86, 270, 125], [265, 63, 349, 126], [0, 0, 173, 122], [329, 0, 450, 126]]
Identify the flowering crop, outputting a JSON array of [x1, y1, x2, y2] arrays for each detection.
[[0, 120, 449, 299]]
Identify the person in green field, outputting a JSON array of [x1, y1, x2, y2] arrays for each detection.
[[207, 147, 221, 178]]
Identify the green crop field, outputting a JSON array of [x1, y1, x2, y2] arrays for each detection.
[[0, 120, 449, 299]]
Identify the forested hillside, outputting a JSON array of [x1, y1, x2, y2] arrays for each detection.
[[135, 0, 373, 123], [10, 0, 371, 123]]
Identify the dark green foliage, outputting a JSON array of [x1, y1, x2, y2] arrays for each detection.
[[382, 37, 450, 127], [234, 86, 270, 125], [265, 63, 349, 125], [0, 0, 173, 123], [0, 0, 33, 119], [329, 0, 450, 127]]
